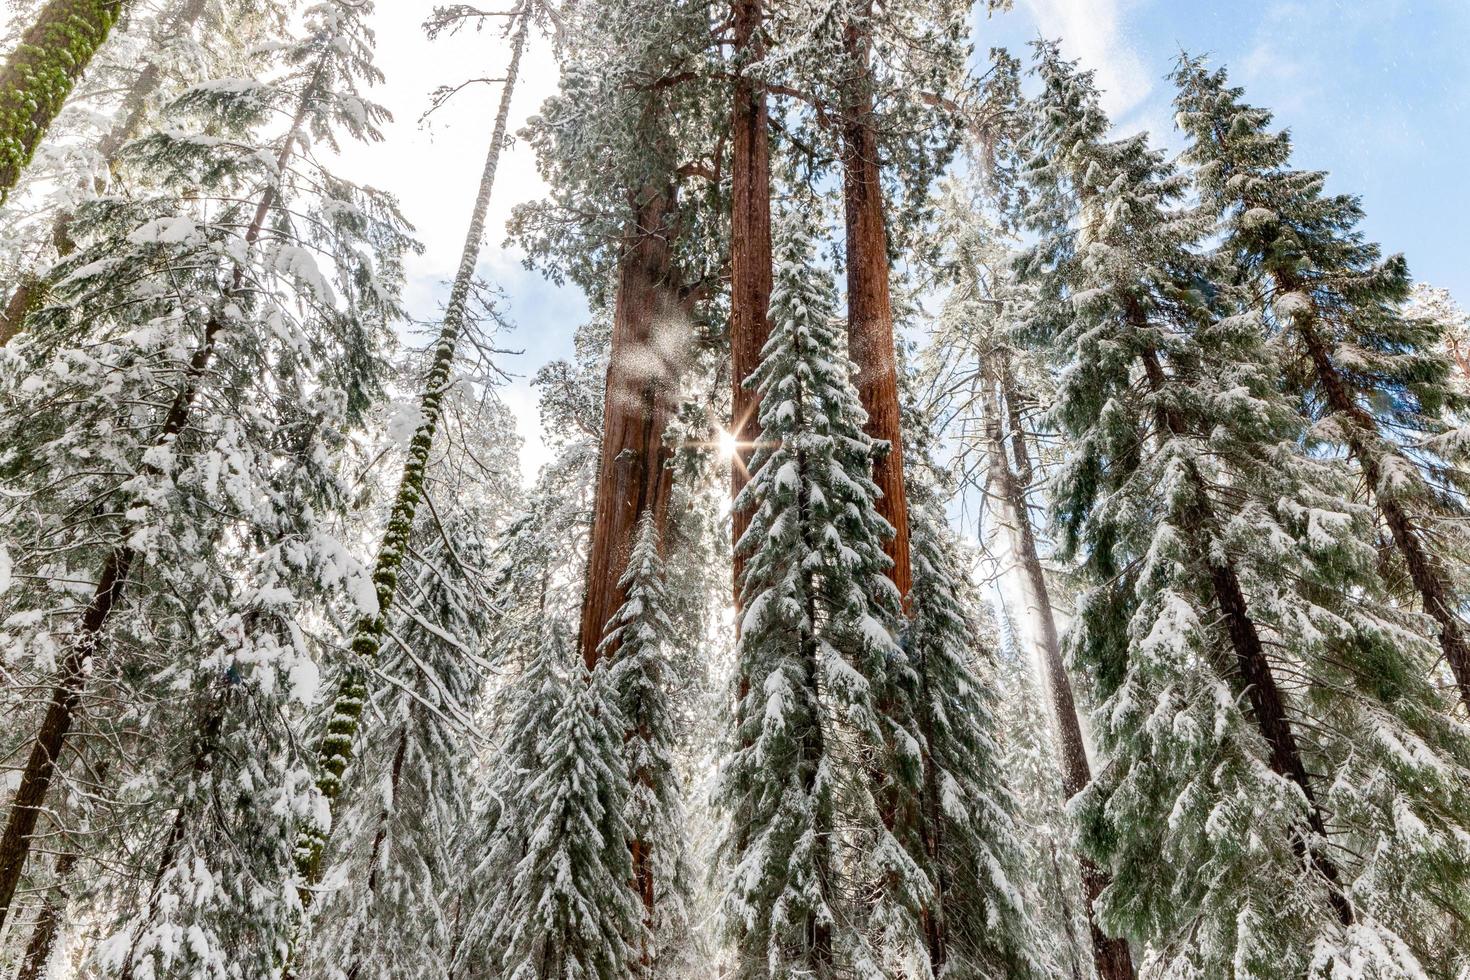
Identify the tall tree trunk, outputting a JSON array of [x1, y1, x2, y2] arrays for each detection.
[[838, 1, 911, 602], [727, 0, 771, 612], [293, 13, 528, 901], [0, 46, 323, 934], [1138, 347, 1353, 927], [15, 849, 78, 980], [574, 181, 683, 960], [575, 181, 681, 671], [979, 355, 1136, 980], [0, 0, 130, 202], [1281, 284, 1470, 712], [1, 0, 211, 345]]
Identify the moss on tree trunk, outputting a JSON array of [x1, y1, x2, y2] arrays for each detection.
[[0, 0, 129, 201]]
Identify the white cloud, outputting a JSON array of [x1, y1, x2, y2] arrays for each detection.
[[1022, 0, 1154, 120]]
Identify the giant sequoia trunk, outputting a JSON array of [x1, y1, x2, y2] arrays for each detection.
[[575, 183, 683, 953], [576, 183, 682, 671], [294, 16, 527, 900], [1281, 282, 1470, 713], [0, 0, 129, 201], [1, 0, 211, 345], [979, 356, 1136, 980], [1137, 347, 1353, 927], [838, 3, 911, 601], [727, 0, 772, 611]]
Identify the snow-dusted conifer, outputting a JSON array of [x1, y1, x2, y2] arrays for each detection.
[[904, 503, 1039, 979], [716, 210, 924, 978], [1020, 42, 1470, 978], [301, 503, 496, 980], [603, 513, 695, 977], [293, 1, 536, 903], [489, 654, 642, 980], [1172, 55, 1470, 713], [0, 0, 410, 954]]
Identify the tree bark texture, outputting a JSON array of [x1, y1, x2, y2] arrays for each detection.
[[576, 184, 681, 670], [727, 0, 772, 614], [0, 0, 129, 201], [838, 4, 911, 602]]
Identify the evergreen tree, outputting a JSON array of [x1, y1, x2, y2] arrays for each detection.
[[904, 502, 1040, 979], [291, 0, 539, 906], [1408, 283, 1470, 392], [923, 174, 1134, 977], [0, 0, 410, 939], [300, 502, 498, 980], [1020, 42, 1470, 977], [716, 214, 925, 978], [1, 0, 271, 343], [489, 654, 643, 980], [603, 513, 696, 977], [1172, 55, 1470, 713]]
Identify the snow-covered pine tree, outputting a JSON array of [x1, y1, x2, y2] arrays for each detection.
[[1408, 283, 1470, 393], [299, 497, 498, 980], [923, 175, 1133, 977], [0, 0, 129, 200], [903, 501, 1040, 979], [990, 614, 1095, 980], [1020, 41, 1470, 977], [0, 0, 410, 949], [292, 0, 538, 908], [716, 212, 926, 978], [1172, 55, 1470, 713], [489, 654, 643, 980], [1, 0, 270, 343], [603, 513, 695, 977]]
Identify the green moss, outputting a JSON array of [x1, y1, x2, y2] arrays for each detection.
[[0, 0, 125, 201]]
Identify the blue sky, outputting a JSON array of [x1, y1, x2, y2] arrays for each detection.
[[336, 1, 1470, 475]]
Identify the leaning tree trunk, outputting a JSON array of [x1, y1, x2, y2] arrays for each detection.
[[292, 13, 528, 903], [0, 47, 321, 935], [1, 0, 211, 345], [727, 0, 772, 613], [1278, 279, 1470, 713], [979, 353, 1136, 980], [1137, 346, 1353, 927], [574, 181, 682, 672], [0, 0, 130, 201], [837, 2, 911, 602]]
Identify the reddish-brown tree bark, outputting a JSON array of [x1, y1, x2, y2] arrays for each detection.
[[838, 4, 911, 602], [576, 185, 682, 673], [728, 0, 772, 612]]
